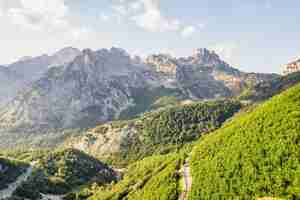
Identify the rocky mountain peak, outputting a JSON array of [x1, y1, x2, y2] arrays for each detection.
[[67, 48, 136, 78], [110, 47, 130, 57], [18, 56, 33, 62], [193, 48, 216, 57], [82, 48, 94, 55], [54, 47, 80, 55], [50, 47, 81, 68], [53, 47, 80, 58], [283, 58, 300, 75], [145, 54, 178, 75], [188, 48, 223, 66], [80, 48, 96, 65]]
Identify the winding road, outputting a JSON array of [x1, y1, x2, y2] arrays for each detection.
[[0, 165, 33, 200], [179, 160, 192, 200]]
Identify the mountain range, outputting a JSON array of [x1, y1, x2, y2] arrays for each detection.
[[2, 45, 300, 200], [0, 47, 276, 134]]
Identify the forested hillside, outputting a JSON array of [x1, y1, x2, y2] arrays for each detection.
[[67, 100, 241, 165], [5, 149, 116, 200], [190, 83, 300, 199], [0, 157, 28, 190], [86, 151, 187, 200]]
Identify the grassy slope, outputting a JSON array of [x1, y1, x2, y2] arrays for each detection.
[[190, 83, 300, 199], [88, 151, 187, 200]]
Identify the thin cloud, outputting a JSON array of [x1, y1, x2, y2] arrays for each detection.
[[7, 0, 69, 30], [181, 26, 196, 38], [99, 13, 111, 22], [2, 0, 91, 41], [109, 0, 200, 37], [131, 0, 180, 32]]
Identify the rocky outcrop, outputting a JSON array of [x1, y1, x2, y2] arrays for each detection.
[[68, 122, 139, 158], [146, 54, 178, 75], [283, 58, 300, 75]]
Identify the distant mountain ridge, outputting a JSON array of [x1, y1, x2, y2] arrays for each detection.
[[146, 48, 277, 96], [0, 47, 81, 107], [8, 47, 81, 83], [239, 71, 300, 102], [0, 47, 277, 133]]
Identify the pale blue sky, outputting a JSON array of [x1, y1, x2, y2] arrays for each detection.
[[0, 0, 299, 73]]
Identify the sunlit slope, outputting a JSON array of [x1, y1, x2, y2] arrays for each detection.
[[190, 83, 300, 199], [88, 152, 185, 200]]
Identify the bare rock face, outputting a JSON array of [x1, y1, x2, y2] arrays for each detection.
[[0, 66, 24, 107], [185, 48, 225, 66], [283, 59, 300, 75], [0, 47, 277, 133], [9, 47, 81, 83], [48, 47, 82, 70], [0, 48, 82, 107], [147, 48, 276, 97], [68, 122, 139, 159], [146, 54, 178, 75], [0, 48, 151, 131]]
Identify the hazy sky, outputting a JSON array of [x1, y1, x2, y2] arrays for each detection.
[[0, 0, 299, 73]]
